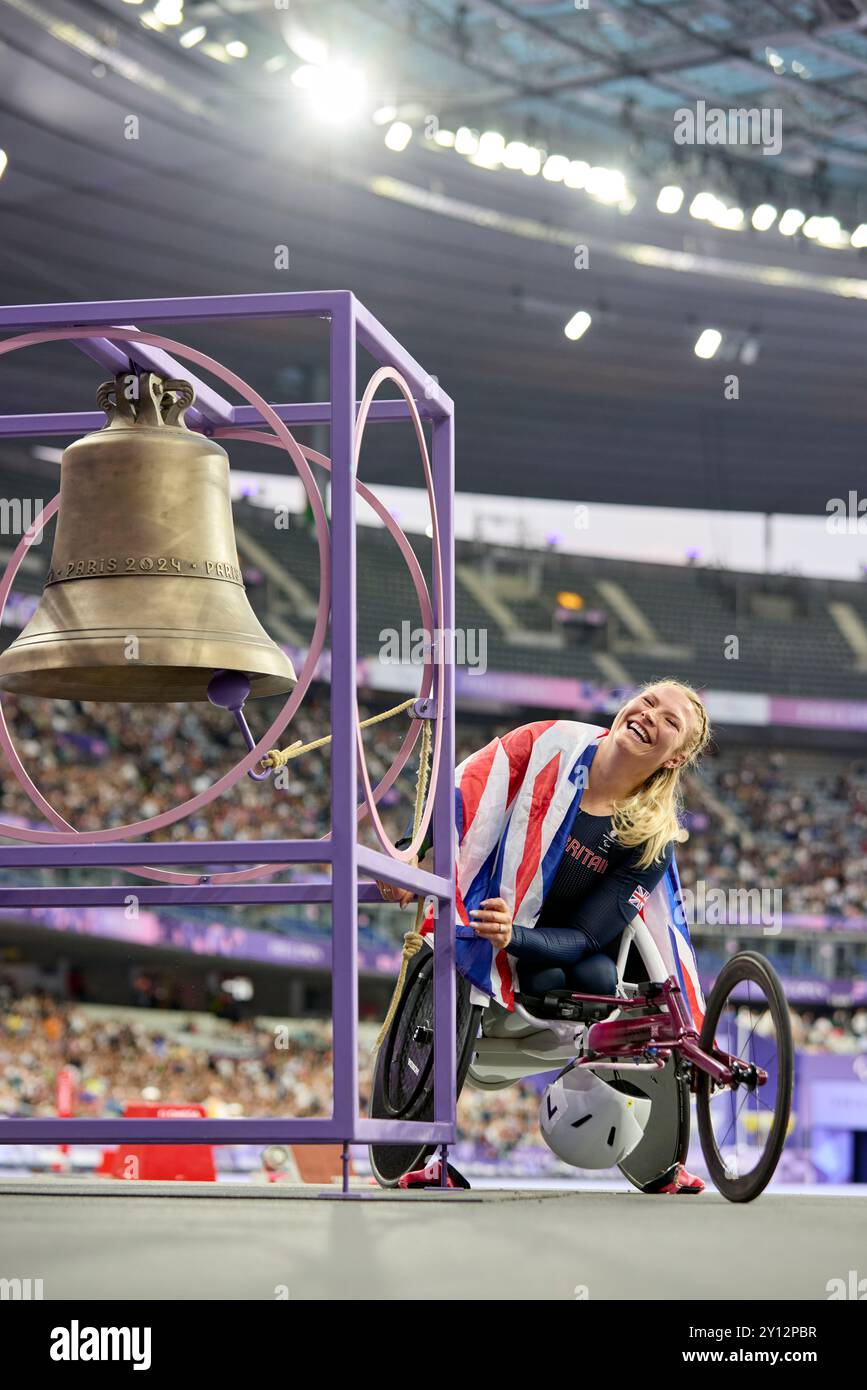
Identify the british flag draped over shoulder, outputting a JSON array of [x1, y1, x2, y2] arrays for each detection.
[[419, 719, 705, 1026]]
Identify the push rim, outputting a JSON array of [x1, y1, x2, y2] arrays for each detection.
[[369, 958, 481, 1185], [382, 955, 437, 1118]]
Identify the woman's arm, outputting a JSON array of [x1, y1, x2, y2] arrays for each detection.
[[507, 841, 674, 963]]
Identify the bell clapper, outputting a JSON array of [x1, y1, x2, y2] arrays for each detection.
[[206, 669, 273, 782]]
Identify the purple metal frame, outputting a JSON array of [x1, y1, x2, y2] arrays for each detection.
[[0, 292, 457, 1165]]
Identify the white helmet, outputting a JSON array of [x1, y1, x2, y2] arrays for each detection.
[[540, 1064, 652, 1169]]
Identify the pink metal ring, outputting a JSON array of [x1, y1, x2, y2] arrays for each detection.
[[0, 332, 443, 882], [0, 326, 330, 853], [352, 367, 445, 864]]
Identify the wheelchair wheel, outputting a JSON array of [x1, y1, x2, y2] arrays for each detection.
[[696, 951, 793, 1203], [368, 949, 482, 1187]]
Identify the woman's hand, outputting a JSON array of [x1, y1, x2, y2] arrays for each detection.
[[469, 897, 513, 951], [375, 881, 416, 909]]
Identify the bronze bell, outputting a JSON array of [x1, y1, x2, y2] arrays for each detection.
[[0, 372, 297, 703]]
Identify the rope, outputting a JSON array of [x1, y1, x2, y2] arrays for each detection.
[[261, 697, 418, 769], [371, 714, 434, 1055], [258, 694, 436, 1058]]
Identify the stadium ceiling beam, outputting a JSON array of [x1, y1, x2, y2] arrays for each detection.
[[630, 0, 867, 121], [464, 4, 867, 175], [353, 0, 676, 141], [366, 0, 867, 178], [467, 0, 867, 122]]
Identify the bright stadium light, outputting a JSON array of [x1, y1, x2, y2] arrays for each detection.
[[564, 310, 592, 341], [316, 64, 367, 122], [657, 185, 684, 214], [690, 191, 725, 221], [384, 121, 412, 152], [153, 0, 183, 23], [522, 146, 542, 176], [694, 328, 722, 359], [179, 24, 206, 48], [291, 64, 318, 88], [225, 40, 248, 59], [751, 203, 778, 231], [851, 224, 867, 248], [263, 54, 288, 73], [292, 61, 367, 121], [284, 23, 329, 66], [454, 126, 479, 155], [503, 140, 528, 170], [434, 128, 455, 147], [564, 159, 590, 189], [712, 205, 745, 230], [815, 216, 845, 247], [372, 105, 397, 125], [542, 154, 569, 181], [477, 130, 505, 164], [0, 150, 7, 180], [586, 167, 626, 203], [779, 208, 805, 236], [201, 41, 231, 62]]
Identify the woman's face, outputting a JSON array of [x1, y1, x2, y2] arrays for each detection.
[[609, 684, 697, 774]]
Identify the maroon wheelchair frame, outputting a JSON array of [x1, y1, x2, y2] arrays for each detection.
[[564, 975, 768, 1091]]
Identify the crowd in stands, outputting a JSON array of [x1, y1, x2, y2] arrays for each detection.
[[2, 992, 866, 1140], [2, 692, 865, 925], [676, 749, 867, 920], [0, 686, 413, 853], [0, 991, 549, 1163], [790, 1007, 867, 1054], [0, 992, 332, 1119]]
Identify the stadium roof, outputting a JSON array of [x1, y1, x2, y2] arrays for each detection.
[[1, 0, 867, 516]]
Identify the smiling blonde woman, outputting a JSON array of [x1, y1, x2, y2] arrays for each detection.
[[377, 679, 712, 1193], [465, 681, 710, 990]]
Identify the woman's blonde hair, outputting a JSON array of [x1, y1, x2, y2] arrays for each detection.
[[610, 679, 710, 869]]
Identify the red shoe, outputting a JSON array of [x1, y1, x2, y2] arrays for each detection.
[[655, 1163, 705, 1194], [398, 1157, 471, 1190]]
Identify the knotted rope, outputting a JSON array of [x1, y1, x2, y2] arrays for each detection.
[[259, 699, 435, 1056], [260, 697, 419, 769], [371, 713, 433, 1055]]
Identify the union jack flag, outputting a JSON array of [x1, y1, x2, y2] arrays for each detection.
[[628, 885, 650, 912], [420, 719, 705, 1027]]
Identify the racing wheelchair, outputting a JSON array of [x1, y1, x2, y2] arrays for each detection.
[[369, 915, 793, 1203]]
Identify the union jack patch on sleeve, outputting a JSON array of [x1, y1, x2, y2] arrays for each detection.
[[628, 885, 650, 911]]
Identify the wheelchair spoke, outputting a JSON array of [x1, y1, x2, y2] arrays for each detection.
[[701, 963, 791, 1193]]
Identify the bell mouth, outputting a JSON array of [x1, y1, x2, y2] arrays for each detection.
[[0, 629, 297, 704], [0, 598, 298, 704], [0, 665, 296, 704]]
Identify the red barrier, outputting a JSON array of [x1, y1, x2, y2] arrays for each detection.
[[103, 1102, 217, 1182], [52, 1066, 75, 1172]]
